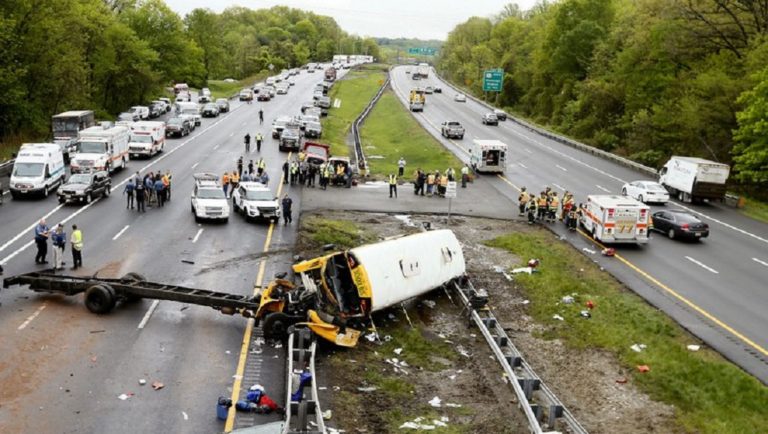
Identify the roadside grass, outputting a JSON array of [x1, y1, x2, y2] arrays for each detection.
[[485, 231, 768, 434], [202, 73, 271, 100], [301, 216, 375, 249], [323, 69, 387, 157], [360, 90, 463, 180], [740, 195, 768, 224]]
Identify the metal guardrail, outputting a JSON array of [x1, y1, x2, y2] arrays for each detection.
[[351, 73, 391, 174], [283, 328, 326, 434], [453, 279, 588, 434], [428, 68, 659, 178]]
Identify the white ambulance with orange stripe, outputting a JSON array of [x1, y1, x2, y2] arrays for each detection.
[[580, 195, 650, 244], [71, 123, 129, 174]]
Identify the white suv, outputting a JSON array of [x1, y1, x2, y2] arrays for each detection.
[[232, 182, 280, 223], [191, 173, 230, 222]]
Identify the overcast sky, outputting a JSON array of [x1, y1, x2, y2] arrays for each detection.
[[164, 0, 539, 40]]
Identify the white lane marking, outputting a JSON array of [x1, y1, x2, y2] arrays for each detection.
[[596, 185, 611, 193], [192, 228, 204, 243], [182, 411, 189, 421], [553, 183, 565, 191], [112, 225, 130, 241], [229, 132, 234, 137], [555, 164, 568, 172], [213, 144, 220, 150], [0, 204, 64, 257], [753, 257, 768, 268], [191, 162, 199, 169], [518, 162, 528, 169], [685, 256, 719, 274], [524, 148, 532, 154], [137, 300, 160, 329], [0, 104, 244, 265], [18, 303, 47, 330]]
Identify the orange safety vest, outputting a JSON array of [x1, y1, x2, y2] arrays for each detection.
[[439, 176, 448, 187], [231, 173, 240, 183], [427, 174, 435, 185], [222, 174, 230, 185], [549, 198, 559, 210], [537, 196, 547, 207]]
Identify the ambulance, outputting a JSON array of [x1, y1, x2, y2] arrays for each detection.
[[580, 195, 650, 244], [9, 143, 66, 199], [71, 123, 129, 174], [128, 121, 166, 159]]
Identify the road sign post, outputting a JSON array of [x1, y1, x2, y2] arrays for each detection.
[[483, 68, 503, 92], [446, 181, 457, 224]]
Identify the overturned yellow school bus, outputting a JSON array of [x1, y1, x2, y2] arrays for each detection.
[[256, 229, 466, 346]]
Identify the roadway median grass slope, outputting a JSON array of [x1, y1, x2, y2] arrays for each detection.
[[360, 91, 462, 179], [486, 231, 768, 434], [323, 66, 388, 157]]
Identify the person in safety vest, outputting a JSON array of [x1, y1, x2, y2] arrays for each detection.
[[527, 199, 538, 225], [438, 172, 448, 197], [460, 165, 470, 188], [537, 192, 548, 221], [518, 187, 530, 216], [222, 172, 230, 197], [548, 191, 559, 223], [70, 224, 83, 269], [388, 173, 398, 198]]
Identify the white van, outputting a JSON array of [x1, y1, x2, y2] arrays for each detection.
[[10, 143, 66, 198], [71, 123, 130, 174], [130, 106, 150, 120], [176, 101, 202, 125], [469, 140, 507, 173], [128, 121, 166, 159]]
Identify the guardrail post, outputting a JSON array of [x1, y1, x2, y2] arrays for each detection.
[[547, 405, 564, 429]]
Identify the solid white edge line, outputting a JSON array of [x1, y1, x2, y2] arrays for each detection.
[[112, 225, 130, 241], [137, 299, 160, 329], [191, 162, 199, 169], [18, 303, 47, 330], [685, 256, 719, 274], [192, 228, 204, 243]]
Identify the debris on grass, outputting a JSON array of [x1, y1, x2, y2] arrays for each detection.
[[428, 396, 442, 407], [630, 344, 647, 353]]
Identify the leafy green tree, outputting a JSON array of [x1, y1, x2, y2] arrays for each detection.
[[733, 67, 768, 184]]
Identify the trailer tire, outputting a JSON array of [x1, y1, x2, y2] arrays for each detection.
[[263, 312, 292, 341], [85, 284, 117, 314], [122, 272, 146, 302]]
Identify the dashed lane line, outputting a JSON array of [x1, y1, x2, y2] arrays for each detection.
[[555, 164, 568, 172], [17, 303, 47, 330], [191, 162, 200, 169], [112, 225, 130, 241], [137, 300, 160, 329], [685, 256, 719, 274], [595, 185, 611, 193], [753, 257, 768, 268], [192, 228, 204, 243]]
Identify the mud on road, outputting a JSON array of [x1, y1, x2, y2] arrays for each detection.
[[299, 210, 677, 434]]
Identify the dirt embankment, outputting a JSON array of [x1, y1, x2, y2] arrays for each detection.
[[301, 211, 677, 434]]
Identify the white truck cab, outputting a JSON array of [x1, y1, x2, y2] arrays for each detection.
[[10, 143, 66, 198], [580, 195, 650, 244], [176, 101, 202, 126], [128, 121, 166, 159], [469, 140, 507, 173], [191, 173, 230, 222], [232, 182, 280, 223], [71, 123, 129, 174]]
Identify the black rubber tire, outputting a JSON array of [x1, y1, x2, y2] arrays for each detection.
[[262, 312, 292, 341], [85, 284, 116, 314], [621, 188, 627, 195], [638, 195, 644, 203]]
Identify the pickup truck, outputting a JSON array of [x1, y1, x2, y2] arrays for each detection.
[[279, 126, 301, 152], [57, 171, 111, 204], [303, 142, 330, 167], [441, 121, 465, 139], [315, 96, 331, 115]]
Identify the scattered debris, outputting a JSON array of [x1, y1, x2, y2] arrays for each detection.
[[322, 409, 333, 420], [394, 348, 403, 355], [636, 365, 650, 373], [225, 350, 231, 355], [151, 381, 164, 390], [332, 386, 341, 392], [687, 345, 701, 352], [180, 306, 189, 311], [579, 310, 592, 319], [182, 411, 188, 420], [511, 267, 535, 275], [428, 396, 442, 407], [445, 403, 462, 408], [586, 300, 595, 309], [552, 314, 565, 321], [138, 379, 147, 386], [357, 386, 378, 393], [421, 300, 436, 309], [456, 345, 471, 357], [89, 330, 105, 334], [364, 333, 378, 343], [562, 295, 575, 304], [616, 377, 628, 384], [118, 393, 134, 401], [601, 248, 616, 257], [630, 344, 647, 353], [582, 247, 597, 254], [181, 260, 195, 264], [400, 417, 437, 430], [274, 342, 283, 349]]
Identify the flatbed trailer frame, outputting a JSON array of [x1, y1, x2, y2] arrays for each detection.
[[2, 272, 260, 316]]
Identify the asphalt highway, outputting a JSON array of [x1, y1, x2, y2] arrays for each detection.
[[390, 66, 768, 383], [0, 68, 339, 432]]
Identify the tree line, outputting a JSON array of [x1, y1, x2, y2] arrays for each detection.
[[438, 0, 768, 193], [0, 0, 379, 144]]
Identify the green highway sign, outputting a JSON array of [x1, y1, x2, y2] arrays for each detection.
[[483, 68, 504, 92], [407, 47, 437, 56]]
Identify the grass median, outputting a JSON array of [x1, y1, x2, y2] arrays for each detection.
[[322, 66, 388, 157], [486, 231, 768, 434], [206, 73, 269, 100], [360, 91, 463, 179]]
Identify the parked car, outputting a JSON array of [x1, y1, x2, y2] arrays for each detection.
[[215, 98, 230, 113], [57, 171, 111, 205], [297, 114, 320, 130], [166, 117, 192, 137], [178, 114, 197, 132], [271, 116, 294, 139], [301, 101, 315, 114], [279, 126, 301, 152], [433, 86, 442, 93], [425, 86, 434, 94], [198, 94, 211, 104], [482, 113, 499, 126], [651, 210, 709, 240], [232, 182, 280, 223], [454, 93, 466, 102], [622, 180, 670, 204], [148, 103, 163, 118], [493, 109, 508, 121], [276, 84, 289, 95], [191, 173, 229, 223], [158, 97, 172, 111], [130, 106, 150, 120], [304, 121, 322, 139], [201, 103, 220, 117], [151, 100, 169, 113], [118, 112, 138, 122], [239, 89, 253, 101]]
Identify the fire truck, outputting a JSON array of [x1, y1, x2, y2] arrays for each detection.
[[580, 195, 650, 244]]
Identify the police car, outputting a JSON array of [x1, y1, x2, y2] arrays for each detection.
[[191, 173, 230, 222], [232, 182, 280, 223]]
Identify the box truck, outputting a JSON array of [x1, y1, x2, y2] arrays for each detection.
[[71, 123, 129, 174], [580, 195, 650, 244], [659, 156, 730, 203]]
